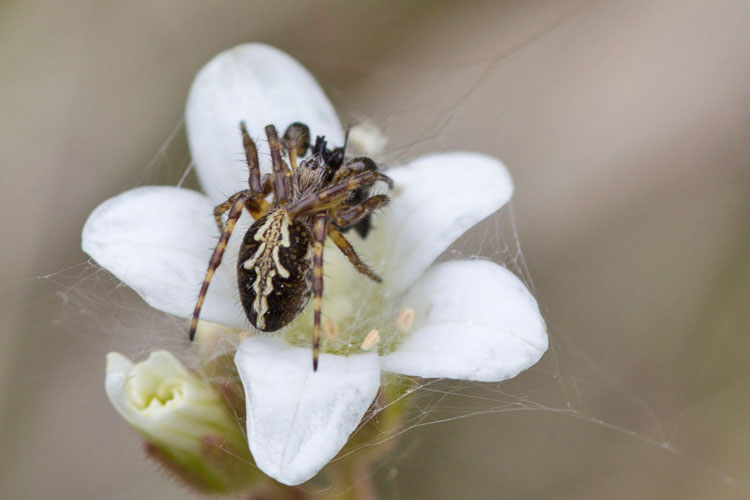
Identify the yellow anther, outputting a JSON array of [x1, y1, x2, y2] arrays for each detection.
[[396, 307, 416, 333], [360, 329, 381, 351], [322, 316, 339, 339]]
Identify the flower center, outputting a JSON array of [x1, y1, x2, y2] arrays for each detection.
[[154, 378, 185, 405], [128, 376, 185, 411]]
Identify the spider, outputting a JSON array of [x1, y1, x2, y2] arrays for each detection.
[[188, 121, 393, 370]]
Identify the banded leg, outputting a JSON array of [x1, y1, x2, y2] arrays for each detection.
[[333, 195, 389, 230], [332, 156, 384, 238], [214, 191, 248, 233], [287, 170, 394, 218], [265, 125, 289, 204], [311, 213, 327, 371], [240, 121, 275, 202], [328, 227, 381, 282], [189, 193, 247, 340], [240, 121, 263, 194], [331, 157, 378, 184], [214, 190, 269, 233]]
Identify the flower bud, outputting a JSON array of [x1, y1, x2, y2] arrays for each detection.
[[105, 350, 259, 493]]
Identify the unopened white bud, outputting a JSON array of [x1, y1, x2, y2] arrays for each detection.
[[105, 350, 258, 493]]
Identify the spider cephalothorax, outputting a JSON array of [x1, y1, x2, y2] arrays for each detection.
[[188, 122, 392, 370]]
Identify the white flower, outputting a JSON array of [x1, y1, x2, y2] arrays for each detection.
[[104, 350, 257, 492], [83, 44, 547, 486]]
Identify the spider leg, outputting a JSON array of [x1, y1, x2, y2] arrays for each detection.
[[328, 227, 382, 282], [333, 158, 394, 189], [333, 194, 389, 230], [246, 173, 274, 216], [240, 122, 263, 194], [331, 157, 378, 184], [189, 193, 248, 341], [287, 170, 393, 218], [213, 189, 272, 233], [213, 190, 248, 233], [213, 122, 273, 233], [265, 125, 290, 204], [329, 157, 388, 238], [311, 213, 327, 371], [240, 121, 275, 200]]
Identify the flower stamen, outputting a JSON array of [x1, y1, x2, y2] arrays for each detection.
[[322, 315, 339, 339], [360, 329, 380, 350], [396, 307, 416, 333]]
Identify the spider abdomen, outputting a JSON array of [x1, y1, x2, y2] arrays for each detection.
[[237, 209, 313, 331]]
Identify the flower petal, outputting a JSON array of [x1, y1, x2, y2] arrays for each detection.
[[82, 186, 248, 329], [105, 352, 136, 419], [186, 43, 344, 202], [381, 259, 547, 381], [235, 335, 380, 486], [367, 152, 514, 295]]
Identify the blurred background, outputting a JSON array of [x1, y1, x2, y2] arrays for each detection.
[[1, 0, 748, 498]]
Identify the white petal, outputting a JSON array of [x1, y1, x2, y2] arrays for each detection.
[[186, 43, 344, 202], [381, 260, 547, 382], [235, 336, 380, 486], [369, 152, 514, 295], [82, 186, 248, 329], [105, 352, 135, 419]]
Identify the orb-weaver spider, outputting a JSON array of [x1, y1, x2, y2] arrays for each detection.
[[188, 122, 392, 370]]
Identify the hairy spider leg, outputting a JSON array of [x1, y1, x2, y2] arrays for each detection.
[[328, 153, 386, 239], [240, 121, 263, 194], [189, 194, 248, 340], [190, 126, 274, 341], [311, 213, 327, 371], [213, 191, 270, 233], [333, 194, 389, 229], [289, 171, 390, 284], [213, 122, 275, 232], [327, 227, 382, 282], [265, 125, 290, 204], [331, 157, 382, 185], [287, 170, 393, 218]]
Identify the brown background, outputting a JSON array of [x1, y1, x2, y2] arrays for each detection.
[[1, 0, 749, 499]]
